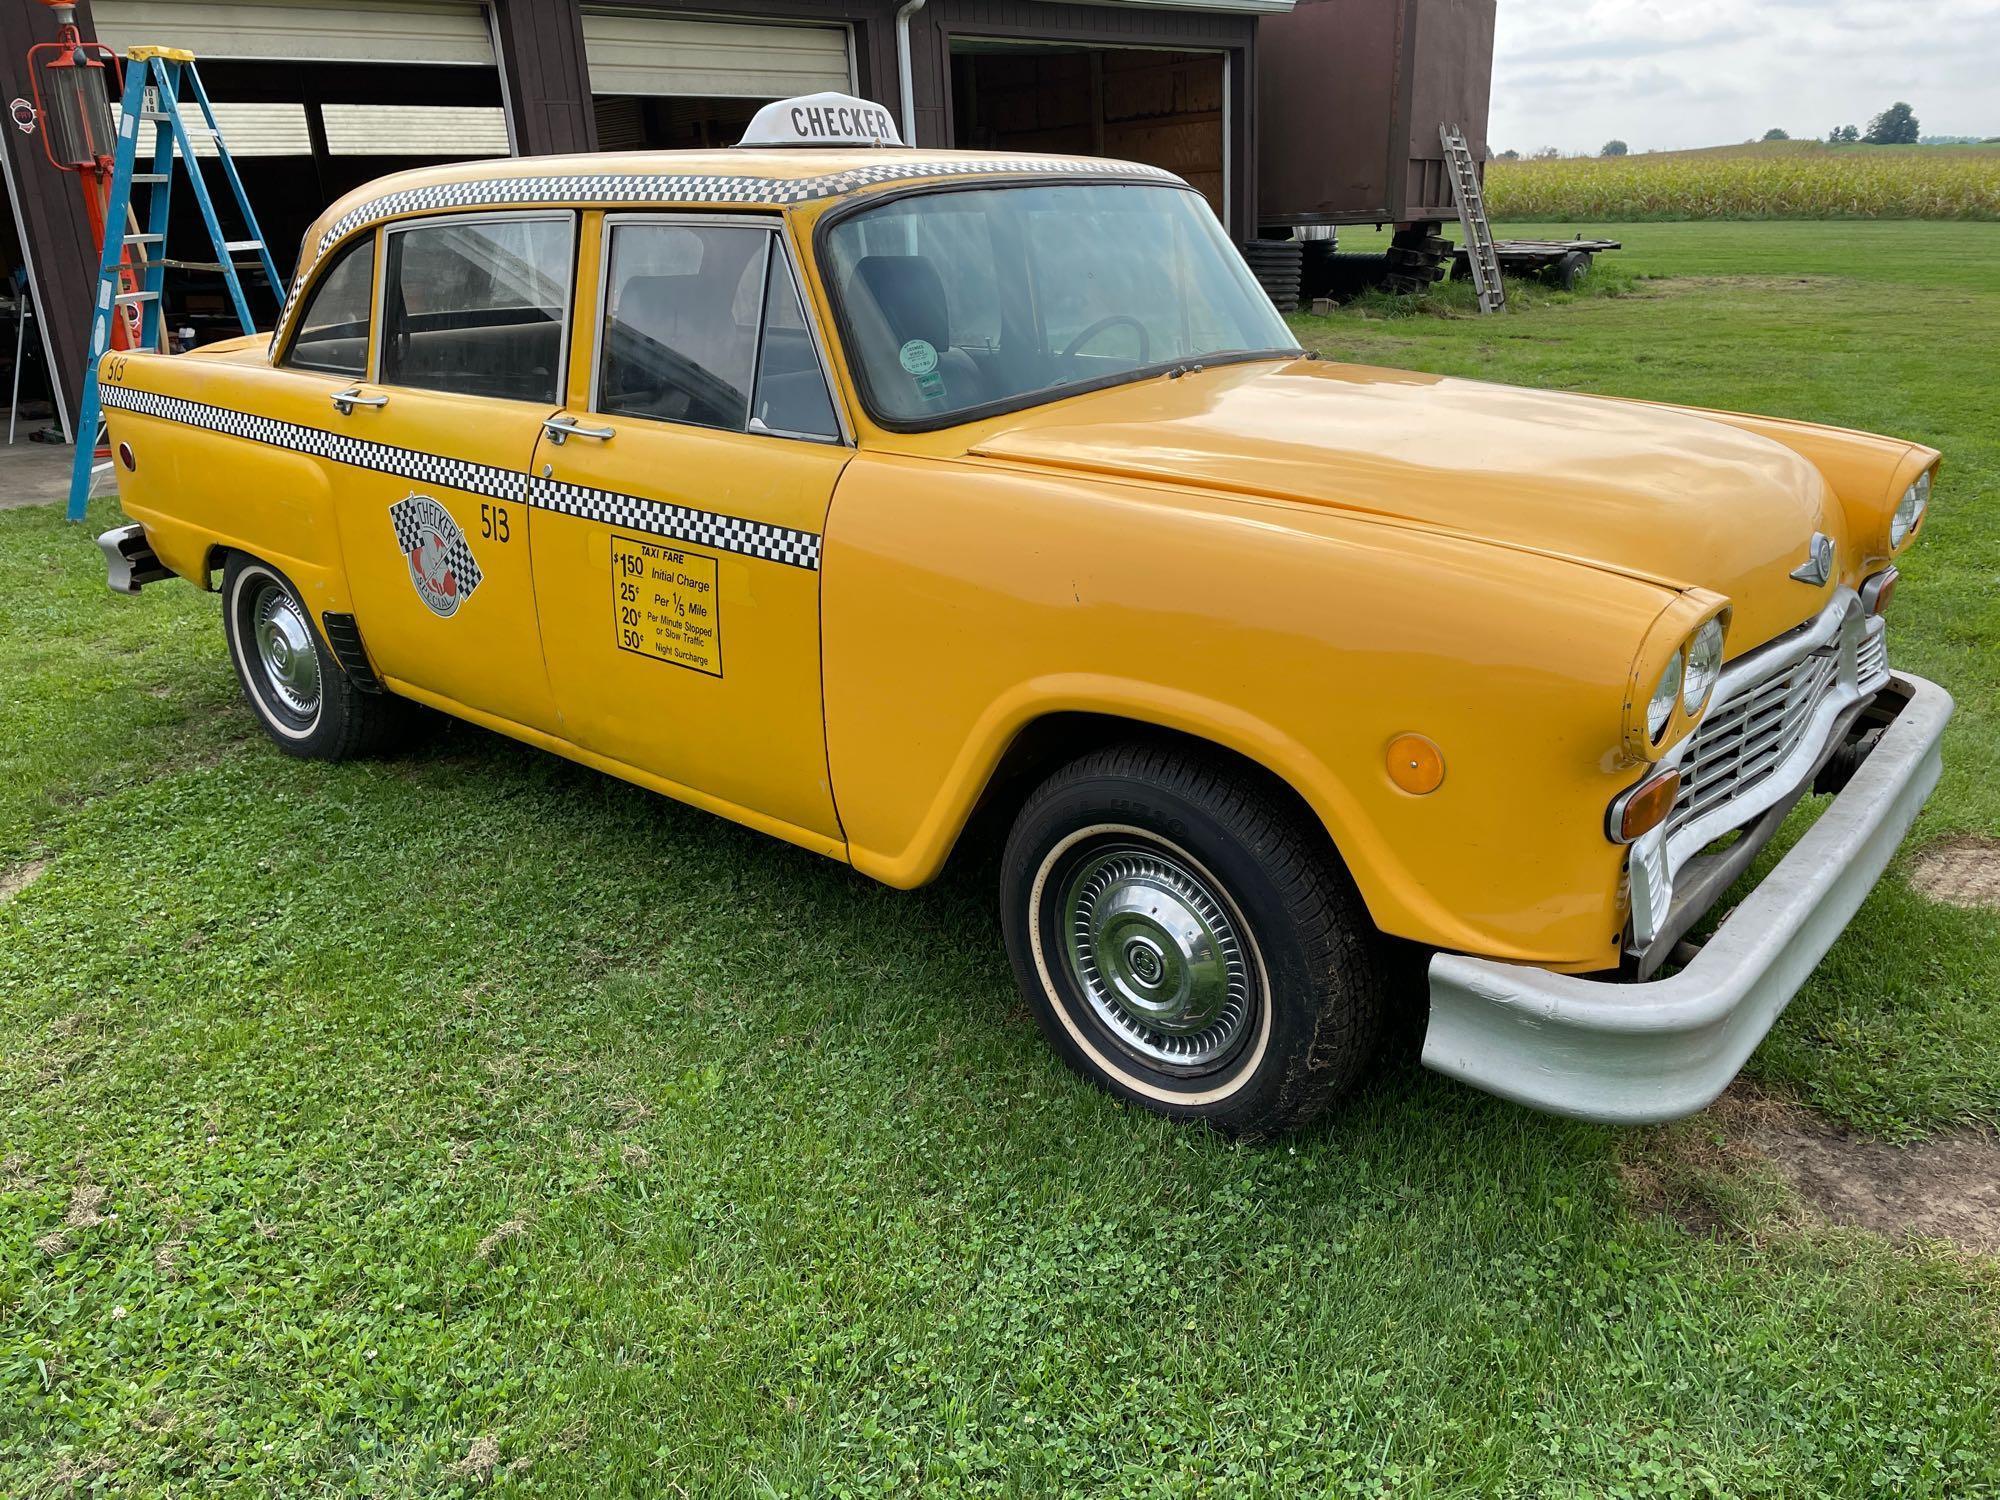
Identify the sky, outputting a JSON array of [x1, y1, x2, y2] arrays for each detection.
[[1488, 0, 2000, 156]]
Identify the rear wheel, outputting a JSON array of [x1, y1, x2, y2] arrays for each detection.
[[221, 553, 408, 759], [1000, 741, 1387, 1135]]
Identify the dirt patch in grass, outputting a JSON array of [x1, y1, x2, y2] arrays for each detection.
[[1908, 835, 2000, 911], [1631, 274, 1844, 298], [0, 857, 47, 903], [447, 1434, 500, 1483], [1632, 1085, 2000, 1257]]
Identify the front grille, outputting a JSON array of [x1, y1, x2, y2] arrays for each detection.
[[1858, 628, 1887, 683], [1669, 649, 1837, 838]]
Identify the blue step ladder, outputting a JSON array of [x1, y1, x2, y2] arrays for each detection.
[[67, 46, 281, 520]]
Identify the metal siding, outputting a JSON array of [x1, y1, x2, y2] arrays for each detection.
[[579, 12, 850, 99], [93, 0, 497, 65]]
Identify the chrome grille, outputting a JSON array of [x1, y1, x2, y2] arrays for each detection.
[[1669, 650, 1837, 838], [1858, 627, 1888, 683]]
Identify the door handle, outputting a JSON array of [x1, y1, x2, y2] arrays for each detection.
[[330, 386, 388, 415], [543, 414, 614, 445]]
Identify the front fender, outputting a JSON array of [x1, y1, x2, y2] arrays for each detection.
[[823, 454, 1685, 969]]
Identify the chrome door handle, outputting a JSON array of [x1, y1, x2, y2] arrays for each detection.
[[543, 414, 614, 445], [330, 386, 388, 414]]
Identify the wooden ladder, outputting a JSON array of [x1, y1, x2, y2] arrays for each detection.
[[1440, 123, 1505, 315]]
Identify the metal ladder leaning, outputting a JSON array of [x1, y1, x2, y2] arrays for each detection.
[[1440, 123, 1505, 316], [67, 46, 280, 520]]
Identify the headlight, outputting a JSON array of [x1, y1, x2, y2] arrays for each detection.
[[1647, 649, 1684, 742], [1682, 617, 1725, 715], [1891, 470, 1931, 548]]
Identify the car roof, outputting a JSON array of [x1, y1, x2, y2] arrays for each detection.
[[271, 147, 1183, 355]]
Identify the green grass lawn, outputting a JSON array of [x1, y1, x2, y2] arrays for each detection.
[[4, 221, 1998, 1496]]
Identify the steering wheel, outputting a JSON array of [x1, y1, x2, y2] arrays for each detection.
[[1061, 315, 1151, 366]]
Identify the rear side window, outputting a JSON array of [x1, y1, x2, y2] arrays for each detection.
[[596, 219, 840, 442], [379, 216, 572, 404], [283, 238, 373, 377]]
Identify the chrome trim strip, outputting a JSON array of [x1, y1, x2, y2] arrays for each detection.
[[1425, 673, 1952, 1124]]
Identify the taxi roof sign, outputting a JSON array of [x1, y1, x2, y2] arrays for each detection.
[[740, 93, 902, 149]]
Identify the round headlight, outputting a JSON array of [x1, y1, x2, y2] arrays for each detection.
[[1682, 618, 1725, 715], [1648, 649, 1684, 742], [1890, 471, 1930, 548]]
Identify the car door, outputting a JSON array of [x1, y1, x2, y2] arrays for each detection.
[[315, 211, 574, 734], [529, 213, 849, 845]]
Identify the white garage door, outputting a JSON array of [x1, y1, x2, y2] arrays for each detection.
[[582, 11, 851, 99], [92, 0, 495, 67]]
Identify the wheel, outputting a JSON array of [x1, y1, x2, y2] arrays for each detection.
[[221, 552, 407, 759], [1000, 741, 1388, 1135], [1551, 250, 1591, 291]]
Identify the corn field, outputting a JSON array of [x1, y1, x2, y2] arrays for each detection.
[[1486, 142, 2000, 221]]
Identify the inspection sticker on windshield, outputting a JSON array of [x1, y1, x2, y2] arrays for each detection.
[[898, 339, 938, 376], [611, 534, 721, 677]]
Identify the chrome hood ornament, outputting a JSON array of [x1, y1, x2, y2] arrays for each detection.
[[1791, 531, 1836, 587]]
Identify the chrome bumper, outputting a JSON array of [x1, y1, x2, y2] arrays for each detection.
[[98, 522, 172, 594], [1422, 672, 1951, 1125]]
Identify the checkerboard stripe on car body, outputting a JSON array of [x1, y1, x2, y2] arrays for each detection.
[[272, 158, 1183, 340], [98, 383, 822, 570]]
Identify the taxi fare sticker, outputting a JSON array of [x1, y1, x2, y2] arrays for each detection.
[[389, 494, 484, 618], [612, 534, 721, 677]]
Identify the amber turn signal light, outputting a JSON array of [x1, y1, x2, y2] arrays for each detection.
[[1386, 733, 1444, 794], [1608, 767, 1681, 845], [1860, 567, 1897, 616]]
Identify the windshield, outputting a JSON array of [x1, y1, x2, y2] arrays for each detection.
[[821, 182, 1298, 427]]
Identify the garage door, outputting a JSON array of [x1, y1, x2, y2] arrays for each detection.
[[582, 11, 851, 99], [92, 0, 495, 66]]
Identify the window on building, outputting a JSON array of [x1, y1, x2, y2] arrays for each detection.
[[379, 216, 572, 404], [282, 237, 374, 378]]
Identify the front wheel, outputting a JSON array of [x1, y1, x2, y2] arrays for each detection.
[[1000, 742, 1387, 1135], [221, 553, 409, 760]]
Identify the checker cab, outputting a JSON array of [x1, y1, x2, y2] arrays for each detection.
[[98, 96, 1951, 1134]]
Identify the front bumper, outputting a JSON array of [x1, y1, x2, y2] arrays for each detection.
[[1422, 671, 1951, 1124]]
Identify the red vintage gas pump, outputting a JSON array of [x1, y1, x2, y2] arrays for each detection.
[[26, 0, 140, 350]]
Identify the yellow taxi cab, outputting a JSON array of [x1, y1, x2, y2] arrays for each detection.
[[94, 92, 1952, 1134]]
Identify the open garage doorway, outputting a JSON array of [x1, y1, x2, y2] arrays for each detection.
[[949, 43, 1227, 228], [582, 10, 854, 151]]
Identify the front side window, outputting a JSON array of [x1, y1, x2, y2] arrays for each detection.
[[283, 237, 373, 377], [822, 183, 1297, 427], [379, 216, 572, 404], [597, 220, 840, 442]]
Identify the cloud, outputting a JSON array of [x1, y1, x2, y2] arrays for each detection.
[[1488, 0, 1999, 153]]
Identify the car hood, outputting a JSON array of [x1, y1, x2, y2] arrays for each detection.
[[967, 358, 1846, 654]]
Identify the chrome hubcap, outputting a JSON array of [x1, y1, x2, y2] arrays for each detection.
[[1061, 843, 1253, 1067], [252, 582, 320, 718]]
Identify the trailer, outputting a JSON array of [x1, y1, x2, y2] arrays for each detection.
[[1256, 0, 1496, 234], [1453, 237, 1624, 290]]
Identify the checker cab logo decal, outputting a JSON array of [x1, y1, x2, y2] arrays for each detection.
[[390, 495, 483, 616]]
